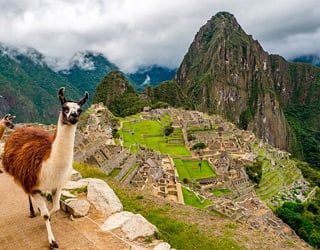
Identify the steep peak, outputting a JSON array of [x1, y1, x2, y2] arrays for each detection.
[[201, 11, 245, 38], [211, 11, 239, 25]]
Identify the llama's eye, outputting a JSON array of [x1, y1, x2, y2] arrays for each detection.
[[78, 109, 82, 113], [63, 107, 69, 114]]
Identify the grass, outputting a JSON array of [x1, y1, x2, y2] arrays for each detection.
[[73, 163, 244, 250], [173, 159, 216, 180], [73, 162, 108, 180], [112, 183, 243, 250], [108, 168, 121, 178], [182, 187, 212, 209], [120, 118, 190, 156], [211, 189, 232, 196]]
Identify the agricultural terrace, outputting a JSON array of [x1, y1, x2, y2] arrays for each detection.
[[173, 159, 216, 181], [119, 114, 191, 156]]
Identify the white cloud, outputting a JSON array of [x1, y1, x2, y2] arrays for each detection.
[[0, 0, 320, 72]]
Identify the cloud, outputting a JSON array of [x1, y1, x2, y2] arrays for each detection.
[[0, 0, 320, 72]]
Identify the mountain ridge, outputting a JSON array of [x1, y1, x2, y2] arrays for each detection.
[[144, 11, 320, 169]]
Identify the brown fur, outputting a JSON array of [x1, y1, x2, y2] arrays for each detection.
[[2, 127, 53, 194]]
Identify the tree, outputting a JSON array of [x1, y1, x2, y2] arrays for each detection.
[[164, 126, 174, 136], [192, 142, 206, 150]]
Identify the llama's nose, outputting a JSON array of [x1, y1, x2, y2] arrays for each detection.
[[70, 112, 77, 118]]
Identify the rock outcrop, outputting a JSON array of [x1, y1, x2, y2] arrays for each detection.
[[62, 170, 172, 250]]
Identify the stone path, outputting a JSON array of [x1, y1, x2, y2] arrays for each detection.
[[0, 171, 133, 250]]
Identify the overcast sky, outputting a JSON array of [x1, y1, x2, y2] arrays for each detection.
[[0, 0, 320, 72]]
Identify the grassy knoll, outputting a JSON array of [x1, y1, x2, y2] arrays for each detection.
[[174, 159, 216, 180], [182, 187, 212, 208], [120, 117, 190, 156], [211, 189, 232, 196]]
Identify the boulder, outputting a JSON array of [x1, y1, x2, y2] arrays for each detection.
[[101, 211, 134, 231], [101, 211, 158, 240], [70, 169, 82, 181], [121, 214, 158, 240], [63, 180, 88, 190], [85, 178, 123, 215], [66, 199, 91, 217], [153, 242, 171, 250]]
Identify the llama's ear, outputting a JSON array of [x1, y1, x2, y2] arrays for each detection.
[[58, 87, 66, 105], [4, 114, 15, 121], [78, 91, 89, 106]]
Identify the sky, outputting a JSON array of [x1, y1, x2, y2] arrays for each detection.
[[0, 0, 320, 73]]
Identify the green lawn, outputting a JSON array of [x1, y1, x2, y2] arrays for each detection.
[[120, 118, 190, 156], [182, 187, 212, 209], [211, 189, 231, 196], [174, 159, 216, 180]]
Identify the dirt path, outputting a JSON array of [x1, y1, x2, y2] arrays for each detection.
[[0, 171, 134, 250]]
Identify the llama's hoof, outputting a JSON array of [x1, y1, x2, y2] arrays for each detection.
[[49, 241, 59, 249], [0, 169, 3, 173], [29, 212, 36, 218]]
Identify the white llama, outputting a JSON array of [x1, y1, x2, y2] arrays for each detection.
[[2, 87, 88, 249]]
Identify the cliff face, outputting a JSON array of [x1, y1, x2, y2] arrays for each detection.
[[175, 12, 290, 149]]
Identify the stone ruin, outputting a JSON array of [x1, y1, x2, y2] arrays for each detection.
[[130, 156, 184, 204]]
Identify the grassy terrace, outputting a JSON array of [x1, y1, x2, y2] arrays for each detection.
[[182, 187, 212, 209], [253, 146, 305, 204], [119, 114, 191, 156], [173, 159, 216, 180]]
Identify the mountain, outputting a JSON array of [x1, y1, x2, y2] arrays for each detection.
[[0, 43, 81, 124], [92, 70, 147, 117], [291, 54, 320, 67], [58, 51, 118, 101], [145, 12, 320, 169], [127, 65, 176, 92]]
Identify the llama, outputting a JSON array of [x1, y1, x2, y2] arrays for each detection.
[[2, 87, 88, 249], [0, 114, 15, 173], [0, 114, 15, 140]]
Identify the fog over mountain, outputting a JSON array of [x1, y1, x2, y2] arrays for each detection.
[[1, 0, 320, 72]]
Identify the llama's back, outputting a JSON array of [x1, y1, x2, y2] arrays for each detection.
[[2, 127, 53, 193]]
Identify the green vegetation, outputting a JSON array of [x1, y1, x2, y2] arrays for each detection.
[[192, 142, 206, 150], [211, 189, 232, 196], [73, 162, 243, 250], [93, 71, 148, 117], [285, 103, 320, 169], [245, 158, 263, 186], [174, 159, 216, 180], [164, 125, 174, 136], [295, 160, 320, 187], [120, 117, 190, 156], [276, 192, 320, 249], [182, 187, 211, 209], [73, 162, 108, 180], [109, 92, 148, 117]]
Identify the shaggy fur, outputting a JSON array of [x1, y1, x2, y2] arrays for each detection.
[[2, 87, 88, 250], [2, 127, 52, 193]]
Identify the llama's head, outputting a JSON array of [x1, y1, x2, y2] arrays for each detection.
[[1, 114, 15, 129], [58, 87, 89, 125]]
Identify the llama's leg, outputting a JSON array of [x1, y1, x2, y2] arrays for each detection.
[[50, 188, 61, 215], [29, 195, 36, 218], [32, 193, 59, 249]]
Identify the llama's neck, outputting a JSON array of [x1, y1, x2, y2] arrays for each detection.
[[0, 122, 5, 141], [50, 113, 77, 166]]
